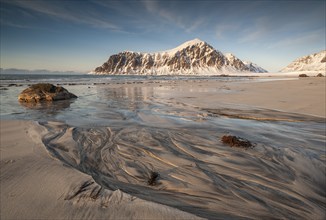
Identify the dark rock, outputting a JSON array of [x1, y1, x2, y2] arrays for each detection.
[[18, 83, 77, 102], [298, 74, 308, 77], [316, 73, 324, 77], [148, 171, 160, 186], [221, 135, 254, 149]]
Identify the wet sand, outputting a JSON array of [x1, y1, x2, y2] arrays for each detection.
[[0, 120, 202, 220], [117, 77, 325, 117], [1, 77, 325, 219]]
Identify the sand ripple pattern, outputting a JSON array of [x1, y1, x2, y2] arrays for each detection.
[[40, 100, 325, 220]]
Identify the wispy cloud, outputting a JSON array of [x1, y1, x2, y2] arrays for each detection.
[[267, 29, 325, 49], [215, 23, 239, 39], [4, 0, 120, 30], [92, 0, 142, 18], [1, 19, 32, 29], [185, 17, 206, 33], [142, 0, 205, 33], [238, 16, 273, 43], [92, 0, 158, 33], [142, 0, 184, 28], [238, 10, 324, 44]]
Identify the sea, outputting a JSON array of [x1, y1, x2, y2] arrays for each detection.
[[1, 73, 325, 219], [0, 73, 252, 125]]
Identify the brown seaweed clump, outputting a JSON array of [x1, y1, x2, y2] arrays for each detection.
[[221, 135, 255, 149], [148, 171, 160, 186]]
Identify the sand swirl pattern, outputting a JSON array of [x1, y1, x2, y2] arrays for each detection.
[[40, 103, 325, 219]]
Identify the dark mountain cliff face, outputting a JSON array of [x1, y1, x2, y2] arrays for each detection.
[[94, 39, 266, 75]]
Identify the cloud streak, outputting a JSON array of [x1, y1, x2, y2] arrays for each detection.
[[1, 0, 324, 73], [4, 0, 120, 30], [142, 0, 205, 33], [215, 23, 240, 40], [267, 29, 325, 49]]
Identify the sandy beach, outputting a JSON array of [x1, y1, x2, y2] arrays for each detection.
[[2, 0, 325, 218], [0, 120, 202, 219], [136, 76, 325, 117], [1, 76, 325, 219]]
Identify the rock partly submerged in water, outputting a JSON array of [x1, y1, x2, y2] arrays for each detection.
[[18, 83, 77, 102], [221, 135, 255, 149]]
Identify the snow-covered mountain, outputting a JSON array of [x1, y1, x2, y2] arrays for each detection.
[[243, 61, 268, 73], [281, 50, 326, 72], [224, 53, 268, 73], [93, 39, 267, 75]]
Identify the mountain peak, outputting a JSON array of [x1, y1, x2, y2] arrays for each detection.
[[94, 39, 267, 75], [176, 38, 207, 49], [224, 53, 235, 59], [181, 38, 205, 46], [161, 38, 208, 55]]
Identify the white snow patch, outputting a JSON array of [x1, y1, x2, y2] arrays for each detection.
[[281, 50, 325, 72]]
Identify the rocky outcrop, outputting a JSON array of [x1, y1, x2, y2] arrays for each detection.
[[221, 135, 255, 149], [316, 73, 324, 77], [224, 53, 249, 71], [18, 83, 77, 102], [243, 61, 268, 73], [93, 39, 267, 75], [281, 50, 326, 72]]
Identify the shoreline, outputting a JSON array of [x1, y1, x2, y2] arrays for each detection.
[[1, 76, 325, 123], [77, 76, 324, 118], [1, 75, 325, 219], [167, 77, 326, 117]]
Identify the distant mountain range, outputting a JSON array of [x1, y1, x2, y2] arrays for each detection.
[[281, 50, 326, 72], [93, 39, 268, 75], [0, 68, 82, 75]]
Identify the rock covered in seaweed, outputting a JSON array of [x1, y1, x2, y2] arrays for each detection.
[[221, 135, 255, 149], [18, 83, 77, 102]]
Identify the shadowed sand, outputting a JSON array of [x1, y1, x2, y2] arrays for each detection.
[[0, 120, 202, 220], [1, 77, 325, 219]]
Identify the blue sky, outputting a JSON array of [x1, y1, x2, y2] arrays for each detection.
[[0, 0, 325, 72]]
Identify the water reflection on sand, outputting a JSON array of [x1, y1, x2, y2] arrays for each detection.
[[35, 82, 325, 219], [1, 77, 325, 219]]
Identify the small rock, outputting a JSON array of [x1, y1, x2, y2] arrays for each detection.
[[298, 74, 308, 77], [221, 135, 254, 149], [18, 83, 77, 102], [316, 73, 324, 77]]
